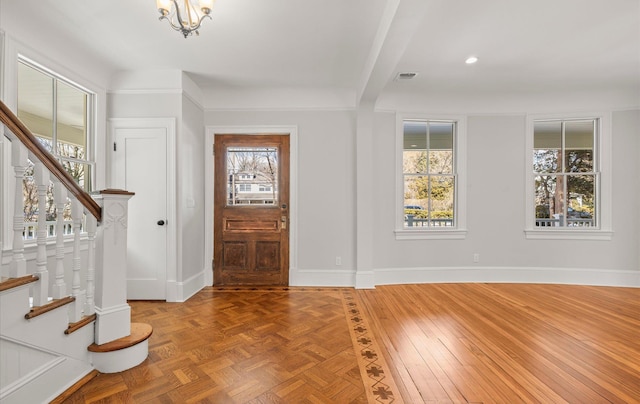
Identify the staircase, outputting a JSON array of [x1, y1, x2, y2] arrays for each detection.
[[0, 100, 152, 403]]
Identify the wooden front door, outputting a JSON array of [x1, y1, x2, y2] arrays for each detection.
[[213, 134, 290, 286]]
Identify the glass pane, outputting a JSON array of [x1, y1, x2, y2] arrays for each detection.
[[533, 121, 561, 149], [403, 150, 427, 174], [60, 160, 92, 191], [533, 149, 559, 173], [23, 162, 37, 224], [429, 122, 453, 174], [17, 63, 54, 150], [565, 120, 594, 173], [533, 121, 561, 174], [22, 162, 58, 239], [429, 175, 454, 226], [56, 80, 87, 158], [567, 175, 595, 227], [404, 175, 428, 227], [227, 147, 278, 205], [403, 120, 427, 150], [534, 175, 565, 226]]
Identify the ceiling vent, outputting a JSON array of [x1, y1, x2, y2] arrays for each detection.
[[395, 72, 418, 80]]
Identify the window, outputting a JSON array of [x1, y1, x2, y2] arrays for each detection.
[[395, 114, 467, 240], [526, 114, 612, 240], [17, 59, 95, 239], [226, 147, 278, 205]]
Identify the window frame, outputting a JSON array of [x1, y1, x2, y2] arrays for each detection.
[[16, 56, 97, 241], [394, 113, 467, 240], [525, 112, 612, 240]]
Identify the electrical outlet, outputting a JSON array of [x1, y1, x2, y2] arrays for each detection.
[[473, 253, 480, 263], [335, 257, 342, 266]]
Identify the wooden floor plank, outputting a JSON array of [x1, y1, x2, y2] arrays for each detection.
[[61, 284, 640, 403]]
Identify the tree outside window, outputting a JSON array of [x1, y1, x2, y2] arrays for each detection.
[[533, 119, 597, 227], [402, 120, 456, 228], [17, 60, 94, 238]]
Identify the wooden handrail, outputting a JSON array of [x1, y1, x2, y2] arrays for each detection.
[[0, 100, 101, 221]]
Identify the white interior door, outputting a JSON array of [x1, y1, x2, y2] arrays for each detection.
[[112, 126, 168, 300]]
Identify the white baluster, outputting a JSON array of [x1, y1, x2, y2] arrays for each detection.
[[32, 162, 50, 306], [85, 214, 97, 315], [10, 140, 28, 277], [51, 180, 67, 299], [69, 199, 85, 322]]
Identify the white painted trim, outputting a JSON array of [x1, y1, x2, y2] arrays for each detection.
[[169, 270, 206, 302], [374, 266, 640, 288], [91, 339, 148, 374], [94, 303, 131, 345], [524, 112, 612, 239], [394, 113, 468, 239], [204, 125, 298, 286], [107, 118, 177, 301], [293, 269, 356, 287], [0, 357, 66, 400], [291, 267, 640, 288]]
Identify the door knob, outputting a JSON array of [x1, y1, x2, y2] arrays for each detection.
[[157, 220, 166, 226]]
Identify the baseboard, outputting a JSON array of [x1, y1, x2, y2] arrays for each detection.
[[374, 266, 640, 288], [168, 271, 206, 302], [291, 269, 356, 287], [291, 266, 640, 288], [0, 352, 93, 404]]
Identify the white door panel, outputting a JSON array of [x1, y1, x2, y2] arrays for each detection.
[[113, 127, 167, 300]]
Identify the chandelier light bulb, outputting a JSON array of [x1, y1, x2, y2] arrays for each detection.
[[157, 0, 214, 38]]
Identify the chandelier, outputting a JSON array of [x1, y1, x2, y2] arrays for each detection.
[[156, 0, 215, 38]]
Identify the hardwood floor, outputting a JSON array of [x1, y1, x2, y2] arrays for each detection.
[[62, 284, 640, 403]]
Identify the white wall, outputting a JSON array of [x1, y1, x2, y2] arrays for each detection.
[[180, 94, 205, 296], [371, 110, 640, 286], [107, 86, 207, 300], [204, 109, 357, 285]]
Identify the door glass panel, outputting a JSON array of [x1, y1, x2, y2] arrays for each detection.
[[227, 147, 278, 205]]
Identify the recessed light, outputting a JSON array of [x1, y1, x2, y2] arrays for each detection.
[[465, 56, 479, 64]]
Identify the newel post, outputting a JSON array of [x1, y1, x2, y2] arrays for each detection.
[[93, 189, 135, 345]]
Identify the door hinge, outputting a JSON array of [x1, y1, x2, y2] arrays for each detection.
[[212, 144, 215, 155], [113, 142, 117, 151]]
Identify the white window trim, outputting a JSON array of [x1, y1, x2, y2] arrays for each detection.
[[524, 112, 613, 240], [394, 113, 467, 240], [2, 53, 98, 252]]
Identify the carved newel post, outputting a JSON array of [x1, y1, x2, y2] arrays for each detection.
[[93, 189, 135, 345]]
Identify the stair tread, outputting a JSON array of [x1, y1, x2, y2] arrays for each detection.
[[66, 313, 98, 335], [0, 275, 39, 292], [25, 296, 75, 319], [88, 323, 153, 353]]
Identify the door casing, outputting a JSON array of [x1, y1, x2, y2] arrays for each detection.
[[204, 126, 298, 287], [108, 118, 177, 300]]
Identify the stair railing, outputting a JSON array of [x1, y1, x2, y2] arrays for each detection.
[[0, 101, 102, 323]]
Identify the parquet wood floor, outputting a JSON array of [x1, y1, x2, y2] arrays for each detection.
[[61, 284, 640, 403]]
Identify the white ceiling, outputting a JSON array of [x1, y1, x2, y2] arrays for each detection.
[[1, 0, 639, 110]]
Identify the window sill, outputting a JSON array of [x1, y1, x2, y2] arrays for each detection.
[[395, 228, 467, 240], [524, 229, 613, 241]]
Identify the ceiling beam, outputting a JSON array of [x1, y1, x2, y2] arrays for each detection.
[[357, 0, 430, 105]]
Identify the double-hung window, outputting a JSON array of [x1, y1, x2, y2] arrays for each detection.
[[16, 58, 95, 239], [395, 114, 467, 240], [525, 114, 612, 240]]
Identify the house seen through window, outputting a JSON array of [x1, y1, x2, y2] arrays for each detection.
[[17, 60, 95, 239], [226, 146, 278, 205]]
